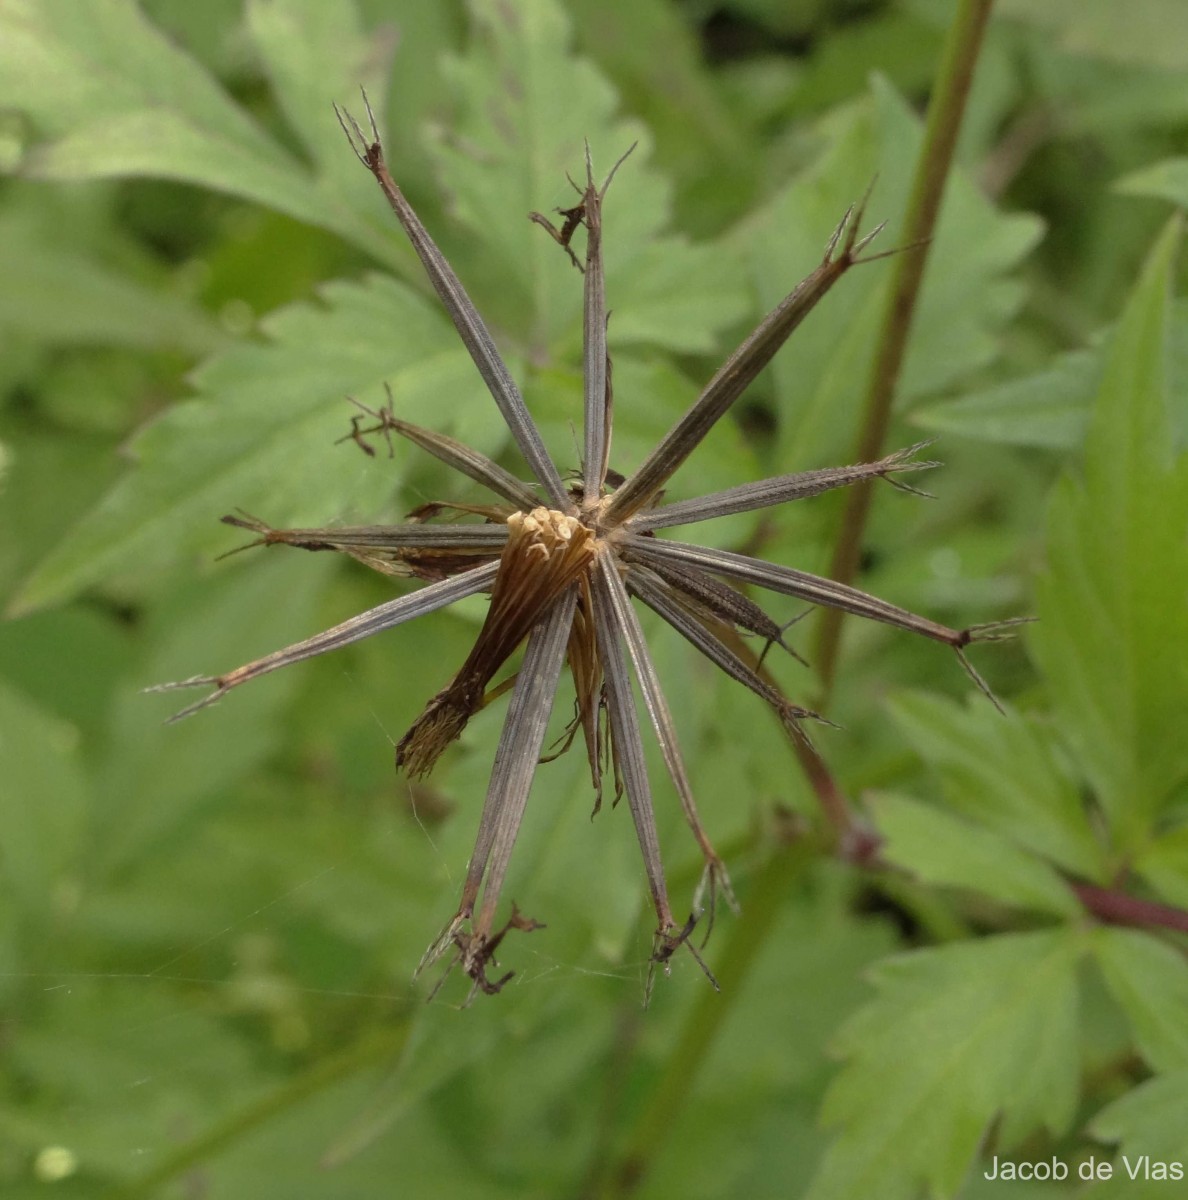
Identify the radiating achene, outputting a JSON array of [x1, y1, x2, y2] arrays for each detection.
[[151, 93, 1019, 1001]]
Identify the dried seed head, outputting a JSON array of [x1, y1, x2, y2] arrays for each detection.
[[155, 111, 1023, 997]]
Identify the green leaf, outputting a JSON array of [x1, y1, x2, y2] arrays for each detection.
[[0, 208, 222, 353], [912, 345, 1098, 450], [809, 931, 1084, 1200], [741, 76, 1041, 471], [11, 274, 491, 612], [1117, 156, 1188, 207], [1029, 217, 1188, 848], [243, 0, 423, 260], [0, 679, 88, 920], [997, 0, 1188, 72], [247, 0, 385, 178], [0, 0, 269, 143], [1093, 927, 1188, 1072], [872, 793, 1081, 918], [1091, 1069, 1188, 1171], [0, 605, 129, 735], [913, 299, 1188, 451], [565, 0, 756, 228], [783, 10, 946, 124], [427, 0, 748, 356], [1090, 1069, 1188, 1197], [886, 690, 1104, 880], [1134, 823, 1188, 907], [0, 429, 126, 613], [95, 550, 338, 875], [6, 981, 268, 1181], [0, 0, 407, 270]]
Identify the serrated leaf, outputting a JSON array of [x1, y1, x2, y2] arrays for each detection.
[[247, 0, 385, 177], [244, 0, 426, 260], [1029, 217, 1188, 848], [12, 274, 493, 612], [428, 0, 748, 356], [886, 690, 1103, 880], [913, 345, 1098, 450], [872, 793, 1081, 918], [1093, 927, 1188, 1072], [913, 299, 1188, 451], [95, 551, 337, 875], [0, 0, 407, 270], [740, 75, 1041, 470], [810, 931, 1084, 1200], [783, 10, 945, 122], [1091, 1069, 1188, 1182], [565, 0, 755, 222], [0, 209, 222, 353], [0, 679, 88, 919]]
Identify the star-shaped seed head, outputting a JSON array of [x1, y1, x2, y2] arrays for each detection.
[[149, 92, 1022, 1002]]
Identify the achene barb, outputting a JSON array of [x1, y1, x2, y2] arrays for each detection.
[[152, 92, 1019, 1000]]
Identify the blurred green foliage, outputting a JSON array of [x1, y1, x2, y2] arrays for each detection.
[[1, 1, 1187, 1197]]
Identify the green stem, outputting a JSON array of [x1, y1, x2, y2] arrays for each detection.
[[105, 1022, 412, 1199], [815, 0, 996, 700], [597, 835, 815, 1199]]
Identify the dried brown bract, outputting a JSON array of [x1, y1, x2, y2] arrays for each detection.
[[150, 93, 1018, 1001]]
